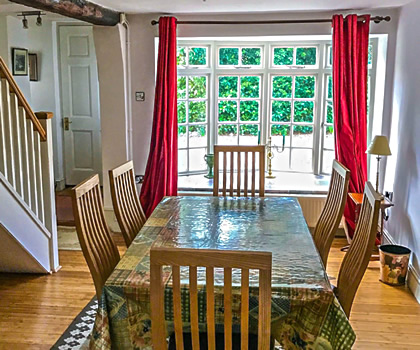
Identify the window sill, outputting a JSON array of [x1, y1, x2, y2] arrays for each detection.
[[178, 171, 330, 195]]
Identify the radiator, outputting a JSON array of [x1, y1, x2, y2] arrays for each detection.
[[297, 196, 327, 228]]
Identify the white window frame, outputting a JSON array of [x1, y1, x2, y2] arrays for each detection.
[[177, 37, 378, 176]]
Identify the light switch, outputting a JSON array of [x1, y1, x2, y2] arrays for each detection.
[[135, 92, 145, 101]]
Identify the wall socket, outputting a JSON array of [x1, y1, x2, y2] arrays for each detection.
[[135, 91, 145, 101]]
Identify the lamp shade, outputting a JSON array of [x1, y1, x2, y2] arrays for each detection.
[[366, 135, 392, 156]]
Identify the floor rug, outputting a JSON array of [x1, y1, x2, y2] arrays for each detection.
[[51, 297, 97, 350], [58, 226, 81, 251]]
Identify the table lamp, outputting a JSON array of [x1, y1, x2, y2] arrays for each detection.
[[366, 135, 391, 193]]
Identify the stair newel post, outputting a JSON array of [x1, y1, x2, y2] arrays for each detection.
[[37, 112, 60, 272]]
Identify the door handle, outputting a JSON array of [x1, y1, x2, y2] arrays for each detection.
[[63, 117, 72, 131]]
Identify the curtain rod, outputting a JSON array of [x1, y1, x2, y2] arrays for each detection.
[[151, 15, 391, 26]]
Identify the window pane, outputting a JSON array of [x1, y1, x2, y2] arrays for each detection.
[[240, 76, 260, 98], [178, 149, 187, 172], [242, 48, 261, 66], [327, 76, 333, 99], [189, 125, 207, 147], [294, 101, 314, 122], [177, 76, 187, 99], [323, 125, 334, 149], [271, 101, 291, 122], [272, 76, 292, 98], [189, 76, 207, 99], [219, 76, 238, 98], [271, 124, 290, 148], [219, 48, 239, 65], [177, 47, 186, 66], [326, 102, 333, 124], [177, 101, 186, 123], [322, 150, 334, 174], [271, 148, 290, 171], [273, 47, 293, 66], [189, 47, 207, 65], [239, 125, 259, 145], [293, 125, 313, 148], [295, 76, 315, 98], [240, 100, 259, 122], [368, 44, 373, 66], [218, 101, 237, 122], [327, 46, 332, 66], [178, 126, 187, 148], [291, 149, 312, 172], [189, 101, 207, 122], [218, 124, 237, 145], [189, 148, 207, 171], [296, 47, 316, 65]]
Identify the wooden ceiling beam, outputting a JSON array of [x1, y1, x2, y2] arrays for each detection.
[[10, 0, 121, 26]]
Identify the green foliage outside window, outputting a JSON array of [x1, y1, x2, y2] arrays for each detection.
[[218, 101, 237, 122], [189, 76, 206, 98], [271, 124, 290, 136], [272, 101, 291, 122], [219, 76, 238, 98], [189, 101, 206, 123], [218, 124, 237, 136], [177, 102, 186, 123], [189, 47, 207, 65], [241, 76, 260, 98], [189, 125, 206, 137], [273, 48, 293, 66], [296, 47, 316, 65], [240, 124, 259, 135], [177, 47, 186, 66], [272, 76, 292, 98], [294, 101, 314, 123], [219, 48, 239, 65], [241, 48, 261, 66], [177, 76, 186, 99], [240, 101, 259, 122], [295, 76, 315, 98]]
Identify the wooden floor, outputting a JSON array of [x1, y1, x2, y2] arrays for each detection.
[[0, 237, 419, 349]]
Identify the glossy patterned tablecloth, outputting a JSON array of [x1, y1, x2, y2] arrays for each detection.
[[90, 196, 355, 350]]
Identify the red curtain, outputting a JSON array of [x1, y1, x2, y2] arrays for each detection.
[[140, 17, 178, 217], [332, 14, 370, 240]]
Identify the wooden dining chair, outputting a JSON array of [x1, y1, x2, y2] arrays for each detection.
[[72, 174, 120, 300], [213, 145, 265, 197], [335, 181, 381, 317], [313, 160, 350, 267], [109, 160, 147, 247], [150, 247, 272, 350]]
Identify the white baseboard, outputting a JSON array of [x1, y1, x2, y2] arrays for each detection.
[[55, 178, 66, 191], [383, 228, 420, 304]]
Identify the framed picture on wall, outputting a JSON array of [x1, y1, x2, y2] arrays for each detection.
[[28, 53, 39, 81], [12, 48, 28, 76]]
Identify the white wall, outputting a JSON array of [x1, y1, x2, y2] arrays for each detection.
[[385, 0, 420, 300], [0, 15, 63, 184], [127, 8, 399, 181]]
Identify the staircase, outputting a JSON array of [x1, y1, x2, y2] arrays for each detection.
[[0, 56, 59, 273]]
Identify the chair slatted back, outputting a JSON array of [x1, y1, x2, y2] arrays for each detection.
[[213, 145, 265, 197], [336, 181, 381, 317], [150, 248, 272, 350], [313, 160, 350, 267], [109, 160, 146, 247], [72, 174, 120, 299]]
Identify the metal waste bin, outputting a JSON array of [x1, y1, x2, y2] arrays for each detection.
[[379, 244, 411, 285]]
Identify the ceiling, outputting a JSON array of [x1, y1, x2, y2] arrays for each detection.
[[95, 0, 408, 14]]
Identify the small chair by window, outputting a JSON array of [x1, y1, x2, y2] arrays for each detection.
[[213, 145, 265, 197], [313, 160, 350, 267], [109, 160, 147, 247], [150, 247, 272, 350], [72, 174, 120, 300], [335, 181, 381, 317]]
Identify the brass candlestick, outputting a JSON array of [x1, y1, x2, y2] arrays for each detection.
[[265, 136, 285, 179]]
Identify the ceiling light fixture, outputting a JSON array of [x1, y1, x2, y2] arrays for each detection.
[[17, 11, 46, 29]]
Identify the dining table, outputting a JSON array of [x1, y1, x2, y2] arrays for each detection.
[[89, 196, 356, 350]]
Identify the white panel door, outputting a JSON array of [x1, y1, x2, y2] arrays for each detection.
[[59, 26, 101, 185]]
